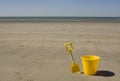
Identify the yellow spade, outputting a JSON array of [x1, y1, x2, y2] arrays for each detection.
[[64, 42, 80, 73]]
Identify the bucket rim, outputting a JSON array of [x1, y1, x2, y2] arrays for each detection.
[[80, 55, 100, 61]]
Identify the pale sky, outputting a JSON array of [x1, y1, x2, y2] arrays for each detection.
[[0, 0, 120, 17]]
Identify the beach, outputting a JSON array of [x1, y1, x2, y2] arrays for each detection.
[[0, 21, 120, 81]]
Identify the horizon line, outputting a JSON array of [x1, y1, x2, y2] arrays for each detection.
[[0, 16, 120, 18]]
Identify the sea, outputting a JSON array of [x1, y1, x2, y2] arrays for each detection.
[[0, 17, 120, 22]]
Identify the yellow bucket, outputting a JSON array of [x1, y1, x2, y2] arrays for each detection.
[[81, 55, 100, 75]]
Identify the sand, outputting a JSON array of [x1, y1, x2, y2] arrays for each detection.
[[0, 21, 120, 81]]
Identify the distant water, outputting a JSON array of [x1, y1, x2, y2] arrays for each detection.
[[0, 17, 120, 22]]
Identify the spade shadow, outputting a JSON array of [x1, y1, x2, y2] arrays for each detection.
[[95, 70, 115, 77]]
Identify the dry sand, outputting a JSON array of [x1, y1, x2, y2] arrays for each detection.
[[0, 21, 120, 81]]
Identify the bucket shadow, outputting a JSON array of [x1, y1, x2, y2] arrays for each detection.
[[95, 70, 115, 77]]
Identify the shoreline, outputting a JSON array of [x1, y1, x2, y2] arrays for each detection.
[[0, 20, 120, 22]]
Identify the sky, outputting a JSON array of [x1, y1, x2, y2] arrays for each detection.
[[0, 0, 120, 17]]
